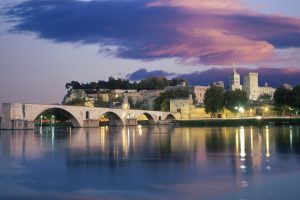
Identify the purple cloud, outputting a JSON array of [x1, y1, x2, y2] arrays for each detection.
[[4, 0, 300, 65], [126, 68, 175, 81], [127, 67, 300, 88]]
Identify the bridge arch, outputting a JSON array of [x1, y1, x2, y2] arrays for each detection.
[[137, 112, 156, 125], [99, 111, 124, 126], [164, 114, 176, 120], [33, 107, 81, 127]]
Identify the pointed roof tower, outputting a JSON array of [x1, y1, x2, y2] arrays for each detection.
[[229, 61, 242, 91], [233, 61, 236, 74]]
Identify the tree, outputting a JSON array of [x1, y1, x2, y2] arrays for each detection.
[[258, 93, 272, 101], [224, 90, 248, 112], [292, 85, 300, 111], [274, 86, 293, 115], [203, 86, 224, 117], [128, 96, 134, 108], [65, 77, 188, 91], [170, 78, 186, 86], [161, 99, 170, 112], [94, 95, 109, 107], [64, 96, 85, 106], [154, 88, 190, 111]]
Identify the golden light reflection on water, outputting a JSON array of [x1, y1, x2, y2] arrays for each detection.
[[1, 126, 300, 200], [266, 126, 271, 158], [0, 126, 299, 173], [239, 126, 246, 159]]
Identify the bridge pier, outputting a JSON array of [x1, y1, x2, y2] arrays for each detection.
[[108, 119, 124, 126], [126, 119, 137, 126], [83, 120, 99, 128], [0, 103, 179, 130], [1, 119, 34, 130]]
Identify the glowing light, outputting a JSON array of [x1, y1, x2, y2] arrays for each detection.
[[240, 126, 246, 158], [250, 126, 253, 155], [51, 126, 55, 149], [137, 125, 142, 136], [235, 128, 239, 155], [266, 126, 270, 158], [290, 126, 293, 151], [238, 107, 245, 113], [256, 116, 262, 120]]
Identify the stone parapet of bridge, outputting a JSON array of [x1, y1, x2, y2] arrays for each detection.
[[0, 103, 179, 130]]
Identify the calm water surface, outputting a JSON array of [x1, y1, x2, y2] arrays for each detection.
[[1, 125, 300, 200]]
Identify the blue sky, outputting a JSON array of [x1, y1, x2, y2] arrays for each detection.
[[1, 0, 300, 108]]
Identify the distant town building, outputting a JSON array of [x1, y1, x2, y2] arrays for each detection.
[[165, 82, 187, 91], [190, 86, 208, 105], [243, 72, 259, 100], [140, 90, 164, 110], [242, 72, 275, 100], [212, 81, 225, 88], [229, 62, 242, 91], [259, 83, 276, 99], [170, 95, 193, 116], [282, 83, 293, 90], [63, 87, 164, 110]]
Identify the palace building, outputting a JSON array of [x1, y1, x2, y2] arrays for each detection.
[[228, 63, 275, 100]]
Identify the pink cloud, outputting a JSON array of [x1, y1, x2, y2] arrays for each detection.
[[145, 0, 300, 65], [6, 0, 300, 66], [148, 28, 274, 65], [148, 0, 246, 11]]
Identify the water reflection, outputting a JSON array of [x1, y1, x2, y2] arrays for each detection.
[[1, 126, 300, 200], [1, 126, 300, 171]]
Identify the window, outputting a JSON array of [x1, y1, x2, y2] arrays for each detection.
[[86, 111, 90, 120]]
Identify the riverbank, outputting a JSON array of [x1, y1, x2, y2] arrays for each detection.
[[173, 117, 300, 127]]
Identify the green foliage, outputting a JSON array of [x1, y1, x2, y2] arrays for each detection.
[[63, 96, 85, 106], [94, 95, 109, 108], [127, 96, 134, 107], [274, 86, 293, 115], [292, 85, 300, 110], [273, 84, 300, 115], [128, 97, 145, 110], [134, 101, 145, 110], [161, 99, 170, 112], [65, 77, 187, 91], [203, 86, 224, 117], [258, 93, 272, 101], [224, 90, 248, 112], [154, 88, 190, 111]]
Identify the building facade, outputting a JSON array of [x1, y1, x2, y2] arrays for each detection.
[[243, 73, 275, 100], [190, 86, 208, 105], [243, 72, 259, 100]]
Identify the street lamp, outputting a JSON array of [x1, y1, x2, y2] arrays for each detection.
[[264, 107, 269, 117], [235, 106, 244, 118]]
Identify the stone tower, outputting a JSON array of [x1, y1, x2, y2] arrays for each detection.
[[229, 62, 242, 91], [243, 72, 259, 100]]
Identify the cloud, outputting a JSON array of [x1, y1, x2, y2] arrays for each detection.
[[127, 67, 300, 88], [147, 0, 246, 11], [126, 68, 175, 81], [4, 0, 300, 65]]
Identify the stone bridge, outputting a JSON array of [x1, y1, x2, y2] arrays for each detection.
[[1, 103, 180, 130]]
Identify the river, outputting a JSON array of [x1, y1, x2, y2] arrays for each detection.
[[0, 125, 300, 200]]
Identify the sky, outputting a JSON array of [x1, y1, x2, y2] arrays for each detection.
[[1, 0, 300, 109]]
